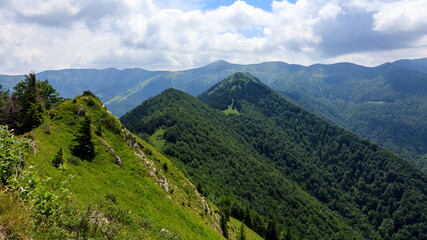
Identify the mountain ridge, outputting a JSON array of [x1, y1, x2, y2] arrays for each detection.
[[121, 72, 427, 239], [2, 58, 427, 170]]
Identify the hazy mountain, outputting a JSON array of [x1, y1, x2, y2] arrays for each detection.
[[121, 73, 427, 239], [392, 58, 427, 74]]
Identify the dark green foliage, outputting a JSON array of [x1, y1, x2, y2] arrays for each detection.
[[196, 182, 204, 195], [121, 73, 427, 240], [82, 90, 97, 98], [37, 79, 61, 109], [220, 211, 229, 239], [163, 162, 169, 173], [238, 222, 246, 240], [67, 156, 81, 166], [0, 94, 21, 131], [52, 148, 64, 168], [105, 193, 117, 203], [0, 72, 61, 134], [0, 125, 29, 185], [265, 220, 279, 240], [121, 88, 365, 239], [72, 116, 95, 160], [0, 84, 8, 108]]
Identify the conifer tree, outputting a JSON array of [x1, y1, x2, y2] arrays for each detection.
[[73, 116, 95, 160], [0, 84, 8, 108], [238, 222, 246, 240], [52, 147, 64, 168], [265, 219, 279, 240], [8, 72, 61, 133], [220, 212, 229, 239], [243, 207, 253, 230]]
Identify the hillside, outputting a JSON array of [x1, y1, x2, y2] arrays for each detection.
[[392, 58, 427, 74], [2, 59, 426, 171], [1, 91, 235, 239], [269, 62, 427, 171], [121, 87, 367, 240], [121, 73, 427, 240]]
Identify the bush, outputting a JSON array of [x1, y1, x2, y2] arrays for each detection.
[[67, 156, 81, 166], [163, 162, 169, 173]]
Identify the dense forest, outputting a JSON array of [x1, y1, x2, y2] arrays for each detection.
[[121, 73, 427, 240]]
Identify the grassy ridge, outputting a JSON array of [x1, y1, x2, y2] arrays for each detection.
[[21, 93, 224, 239]]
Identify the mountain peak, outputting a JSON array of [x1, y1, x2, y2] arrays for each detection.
[[226, 72, 261, 83], [198, 72, 272, 111]]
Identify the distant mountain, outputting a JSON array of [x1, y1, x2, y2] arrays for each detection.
[[1, 58, 426, 170], [392, 58, 427, 74], [269, 62, 427, 171], [121, 73, 427, 240]]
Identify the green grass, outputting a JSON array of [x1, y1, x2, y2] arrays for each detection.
[[223, 100, 240, 115], [149, 128, 166, 150], [23, 95, 224, 239], [228, 218, 263, 240]]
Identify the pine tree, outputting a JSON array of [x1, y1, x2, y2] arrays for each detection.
[[265, 219, 279, 240], [243, 207, 253, 230], [10, 72, 61, 133], [284, 228, 293, 240], [52, 147, 64, 168], [238, 222, 246, 240], [73, 116, 95, 160], [0, 84, 8, 108], [220, 212, 229, 239]]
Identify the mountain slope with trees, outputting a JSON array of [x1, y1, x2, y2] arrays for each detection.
[[121, 73, 427, 240], [0, 75, 266, 239], [121, 87, 367, 240]]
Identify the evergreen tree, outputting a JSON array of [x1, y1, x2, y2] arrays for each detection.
[[0, 94, 21, 130], [220, 212, 229, 239], [0, 84, 8, 108], [72, 116, 95, 160], [52, 147, 64, 168], [284, 228, 293, 240], [265, 219, 279, 240], [238, 222, 246, 240], [243, 206, 253, 230], [10, 72, 61, 133]]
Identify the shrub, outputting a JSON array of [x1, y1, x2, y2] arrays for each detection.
[[67, 156, 81, 166]]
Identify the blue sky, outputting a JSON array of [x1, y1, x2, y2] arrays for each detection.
[[0, 0, 426, 74], [202, 0, 297, 11]]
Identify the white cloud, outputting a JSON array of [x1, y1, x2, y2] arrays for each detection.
[[0, 0, 426, 74], [373, 0, 427, 32]]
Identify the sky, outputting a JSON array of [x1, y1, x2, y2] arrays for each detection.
[[0, 0, 427, 74]]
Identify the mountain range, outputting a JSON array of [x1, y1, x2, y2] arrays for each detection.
[[120, 73, 427, 239], [1, 58, 426, 171], [1, 68, 426, 239]]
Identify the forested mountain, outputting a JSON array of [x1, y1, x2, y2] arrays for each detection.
[[268, 62, 427, 171], [0, 78, 266, 239], [1, 58, 427, 170], [121, 73, 427, 240], [392, 58, 427, 74]]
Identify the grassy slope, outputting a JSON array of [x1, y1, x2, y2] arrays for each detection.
[[24, 94, 224, 240], [228, 218, 263, 240]]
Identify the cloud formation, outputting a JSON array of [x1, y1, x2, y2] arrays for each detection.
[[0, 0, 426, 74]]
